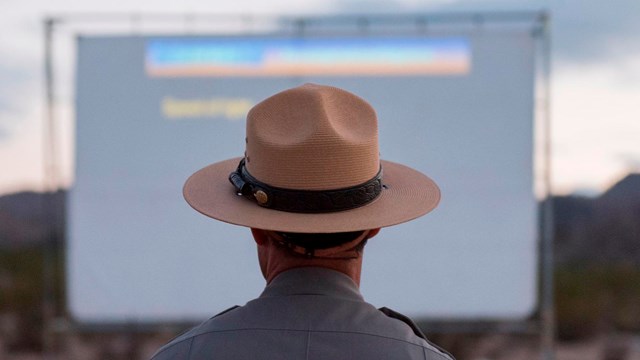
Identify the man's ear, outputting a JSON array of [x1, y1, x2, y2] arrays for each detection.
[[251, 228, 269, 246], [366, 228, 381, 239]]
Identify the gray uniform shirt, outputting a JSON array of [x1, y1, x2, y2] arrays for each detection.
[[152, 267, 453, 360]]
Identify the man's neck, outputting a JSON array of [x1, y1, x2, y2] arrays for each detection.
[[266, 261, 362, 286]]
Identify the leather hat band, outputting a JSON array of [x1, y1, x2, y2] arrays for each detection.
[[228, 158, 383, 213]]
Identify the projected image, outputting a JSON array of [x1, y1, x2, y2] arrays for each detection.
[[72, 30, 536, 323]]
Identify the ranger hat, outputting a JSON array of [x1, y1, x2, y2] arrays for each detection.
[[183, 83, 440, 233]]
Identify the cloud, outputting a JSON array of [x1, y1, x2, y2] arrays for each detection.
[[0, 60, 37, 141], [552, 0, 640, 65], [618, 153, 640, 172]]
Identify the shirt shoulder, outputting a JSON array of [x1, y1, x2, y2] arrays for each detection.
[[150, 306, 240, 360], [377, 307, 455, 360]]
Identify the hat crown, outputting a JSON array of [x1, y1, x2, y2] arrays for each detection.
[[245, 84, 380, 190]]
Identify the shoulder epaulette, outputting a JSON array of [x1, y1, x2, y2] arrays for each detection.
[[379, 307, 455, 359], [210, 305, 240, 319]]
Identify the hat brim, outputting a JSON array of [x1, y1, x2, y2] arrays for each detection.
[[183, 157, 440, 233]]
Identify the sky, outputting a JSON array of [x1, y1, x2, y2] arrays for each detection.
[[0, 0, 639, 196]]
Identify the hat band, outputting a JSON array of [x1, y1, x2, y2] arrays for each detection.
[[228, 158, 383, 213]]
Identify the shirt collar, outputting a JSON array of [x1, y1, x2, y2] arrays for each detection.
[[259, 267, 364, 302]]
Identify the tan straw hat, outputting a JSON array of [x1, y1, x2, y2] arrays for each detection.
[[183, 83, 440, 233]]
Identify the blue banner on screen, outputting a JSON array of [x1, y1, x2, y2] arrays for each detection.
[[146, 38, 470, 77]]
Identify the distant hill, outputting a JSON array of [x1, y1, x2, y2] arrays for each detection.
[[554, 173, 640, 266], [598, 173, 640, 204], [0, 191, 65, 248]]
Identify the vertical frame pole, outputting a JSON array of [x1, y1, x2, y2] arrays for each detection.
[[42, 16, 57, 358], [539, 11, 556, 360]]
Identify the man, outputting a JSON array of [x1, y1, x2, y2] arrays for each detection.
[[152, 84, 454, 359]]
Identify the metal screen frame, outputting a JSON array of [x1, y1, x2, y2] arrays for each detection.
[[42, 11, 553, 358]]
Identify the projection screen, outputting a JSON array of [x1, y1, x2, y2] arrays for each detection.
[[70, 23, 538, 323]]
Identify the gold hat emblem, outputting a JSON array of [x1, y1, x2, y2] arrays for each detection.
[[254, 190, 268, 205]]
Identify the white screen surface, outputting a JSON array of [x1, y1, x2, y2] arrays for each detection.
[[70, 29, 537, 322]]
